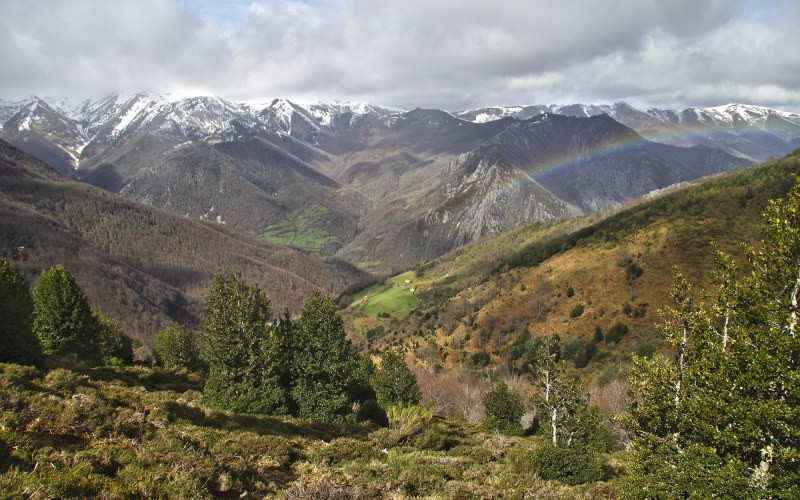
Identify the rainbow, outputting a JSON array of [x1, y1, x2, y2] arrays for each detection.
[[462, 115, 768, 217]]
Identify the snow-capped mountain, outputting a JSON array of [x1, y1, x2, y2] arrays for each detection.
[[0, 93, 764, 271], [456, 102, 800, 161], [0, 93, 404, 171]]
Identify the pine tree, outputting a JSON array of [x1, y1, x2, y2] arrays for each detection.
[[290, 289, 359, 422], [623, 177, 800, 498], [154, 323, 202, 371], [32, 265, 98, 359], [371, 349, 420, 408], [0, 258, 40, 365], [201, 272, 288, 414]]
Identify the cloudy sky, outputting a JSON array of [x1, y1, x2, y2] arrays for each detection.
[[1, 0, 798, 111]]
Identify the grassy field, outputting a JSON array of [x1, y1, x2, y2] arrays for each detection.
[[348, 272, 421, 320], [258, 204, 337, 254]]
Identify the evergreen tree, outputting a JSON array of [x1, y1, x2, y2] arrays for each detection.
[[93, 310, 133, 365], [0, 258, 40, 365], [623, 178, 800, 498], [153, 323, 202, 371], [482, 382, 524, 435], [371, 349, 420, 408], [201, 272, 288, 414], [32, 265, 97, 359], [290, 289, 359, 422]]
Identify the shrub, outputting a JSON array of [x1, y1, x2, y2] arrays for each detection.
[[573, 341, 597, 369], [356, 399, 388, 426], [153, 323, 202, 371], [605, 322, 629, 346], [371, 349, 420, 408], [626, 263, 644, 283], [93, 311, 133, 366], [483, 382, 524, 435], [593, 326, 604, 343], [622, 302, 633, 317], [310, 437, 381, 465], [570, 303, 585, 318], [530, 443, 604, 485], [471, 351, 490, 367], [635, 343, 657, 359], [386, 404, 434, 437], [422, 424, 450, 451], [366, 325, 385, 342], [42, 368, 89, 396], [566, 286, 575, 298]]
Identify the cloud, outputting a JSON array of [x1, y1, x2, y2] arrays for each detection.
[[0, 0, 798, 111]]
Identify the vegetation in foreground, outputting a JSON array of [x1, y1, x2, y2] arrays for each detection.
[[0, 362, 623, 498]]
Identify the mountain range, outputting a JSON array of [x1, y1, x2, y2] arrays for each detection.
[[3, 94, 791, 271]]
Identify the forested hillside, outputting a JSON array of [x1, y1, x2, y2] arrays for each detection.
[[0, 140, 370, 344]]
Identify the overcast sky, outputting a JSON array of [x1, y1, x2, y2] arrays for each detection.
[[1, 0, 798, 111]]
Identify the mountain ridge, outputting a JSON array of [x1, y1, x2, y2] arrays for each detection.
[[0, 94, 759, 271]]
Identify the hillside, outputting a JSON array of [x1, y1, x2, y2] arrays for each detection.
[[0, 362, 624, 497], [344, 149, 800, 384], [0, 140, 370, 344]]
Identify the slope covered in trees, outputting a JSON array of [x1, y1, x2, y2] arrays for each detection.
[[0, 139, 370, 344]]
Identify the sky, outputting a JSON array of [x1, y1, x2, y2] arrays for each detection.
[[1, 0, 799, 111]]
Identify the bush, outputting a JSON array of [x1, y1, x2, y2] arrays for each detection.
[[153, 323, 201, 371], [483, 382, 524, 435], [622, 303, 633, 317], [471, 351, 490, 367], [422, 424, 450, 451], [530, 443, 604, 485], [93, 311, 133, 366], [371, 349, 420, 408], [566, 286, 575, 298], [626, 263, 644, 283], [605, 322, 629, 347], [593, 326, 604, 343], [573, 341, 597, 369], [635, 343, 657, 359], [386, 405, 434, 437], [356, 399, 388, 426], [310, 437, 381, 465], [366, 325, 385, 342], [570, 303, 585, 318]]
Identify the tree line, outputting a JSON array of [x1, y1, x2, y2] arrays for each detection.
[[0, 263, 420, 423], [0, 262, 134, 367]]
